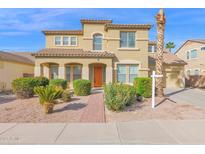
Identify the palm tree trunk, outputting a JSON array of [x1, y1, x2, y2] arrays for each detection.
[[156, 9, 166, 97]]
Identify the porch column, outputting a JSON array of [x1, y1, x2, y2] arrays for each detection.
[[34, 66, 41, 77], [58, 65, 65, 79], [82, 65, 89, 80], [106, 66, 113, 84]]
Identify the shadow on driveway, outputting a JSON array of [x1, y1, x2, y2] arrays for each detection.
[[165, 88, 193, 97]]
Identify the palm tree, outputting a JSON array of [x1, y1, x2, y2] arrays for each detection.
[[165, 42, 175, 52], [155, 9, 166, 97]]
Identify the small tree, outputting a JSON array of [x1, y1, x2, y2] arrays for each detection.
[[165, 42, 175, 52]]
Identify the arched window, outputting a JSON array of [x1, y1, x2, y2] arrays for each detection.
[[93, 33, 102, 50]]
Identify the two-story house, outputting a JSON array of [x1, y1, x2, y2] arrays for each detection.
[[175, 39, 205, 77], [32, 19, 186, 88], [32, 19, 151, 87]]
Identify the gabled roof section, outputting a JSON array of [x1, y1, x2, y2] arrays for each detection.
[[175, 39, 205, 54], [149, 49, 187, 65], [105, 24, 152, 31], [42, 30, 83, 35], [80, 19, 112, 24], [32, 48, 115, 58], [0, 51, 34, 65]]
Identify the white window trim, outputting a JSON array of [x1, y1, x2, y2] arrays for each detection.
[[93, 33, 103, 51], [54, 36, 77, 46], [120, 31, 136, 49]]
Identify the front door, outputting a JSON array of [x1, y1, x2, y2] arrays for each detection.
[[94, 65, 103, 87]]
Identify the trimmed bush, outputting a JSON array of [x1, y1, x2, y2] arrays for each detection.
[[34, 77, 49, 87], [49, 79, 67, 89], [104, 83, 136, 111], [73, 79, 91, 96], [12, 77, 37, 99], [133, 77, 152, 98], [62, 90, 72, 102]]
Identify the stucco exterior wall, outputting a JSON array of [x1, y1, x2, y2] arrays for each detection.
[[44, 23, 149, 77], [176, 41, 205, 76], [0, 60, 34, 91]]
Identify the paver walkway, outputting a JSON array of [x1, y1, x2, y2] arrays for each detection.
[[80, 93, 105, 123], [1, 120, 205, 144]]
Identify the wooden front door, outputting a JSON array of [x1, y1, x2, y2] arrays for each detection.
[[94, 65, 103, 87]]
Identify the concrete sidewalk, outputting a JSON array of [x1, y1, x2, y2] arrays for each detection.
[[1, 120, 205, 144]]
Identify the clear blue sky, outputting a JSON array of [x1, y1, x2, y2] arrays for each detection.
[[0, 8, 204, 52]]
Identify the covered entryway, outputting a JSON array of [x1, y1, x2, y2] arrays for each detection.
[[89, 63, 106, 87]]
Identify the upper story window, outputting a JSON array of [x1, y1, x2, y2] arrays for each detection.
[[71, 37, 77, 46], [148, 45, 156, 53], [54, 36, 77, 46], [55, 36, 61, 45], [63, 37, 69, 45], [201, 47, 205, 51], [194, 69, 200, 76], [93, 33, 103, 50], [190, 49, 197, 59], [120, 32, 135, 48]]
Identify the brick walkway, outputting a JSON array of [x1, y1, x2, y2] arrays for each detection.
[[80, 92, 105, 123]]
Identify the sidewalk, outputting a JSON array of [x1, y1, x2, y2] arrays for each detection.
[[1, 120, 205, 144]]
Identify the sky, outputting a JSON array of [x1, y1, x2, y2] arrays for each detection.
[[0, 8, 205, 53]]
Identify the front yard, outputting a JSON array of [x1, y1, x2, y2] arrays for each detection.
[[1, 76, 205, 123], [1, 91, 205, 123], [0, 94, 89, 122]]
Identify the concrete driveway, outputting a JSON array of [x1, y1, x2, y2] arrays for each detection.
[[165, 88, 205, 108]]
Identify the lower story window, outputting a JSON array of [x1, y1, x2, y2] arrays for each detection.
[[73, 65, 82, 80], [117, 64, 126, 83], [129, 64, 138, 83], [65, 64, 82, 82], [65, 66, 71, 82], [50, 65, 58, 79], [117, 64, 138, 83]]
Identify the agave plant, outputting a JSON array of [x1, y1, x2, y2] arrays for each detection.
[[34, 86, 63, 114]]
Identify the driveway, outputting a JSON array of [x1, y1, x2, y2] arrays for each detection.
[[165, 88, 205, 108]]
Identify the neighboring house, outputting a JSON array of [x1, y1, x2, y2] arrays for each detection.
[[0, 51, 34, 91], [32, 19, 185, 88], [175, 39, 205, 77], [148, 42, 186, 88]]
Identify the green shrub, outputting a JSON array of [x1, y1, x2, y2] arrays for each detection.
[[12, 77, 37, 99], [104, 83, 136, 111], [34, 86, 63, 105], [73, 79, 91, 96], [49, 79, 67, 89], [34, 77, 49, 87], [133, 77, 152, 98], [62, 90, 72, 102]]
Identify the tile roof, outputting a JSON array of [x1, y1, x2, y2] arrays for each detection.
[[0, 51, 34, 65], [11, 52, 35, 62], [149, 49, 187, 65], [105, 24, 152, 30], [42, 30, 83, 35], [148, 41, 157, 45], [32, 48, 115, 58], [80, 19, 112, 24], [175, 39, 205, 54]]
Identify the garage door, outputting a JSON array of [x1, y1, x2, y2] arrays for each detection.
[[164, 71, 184, 88]]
